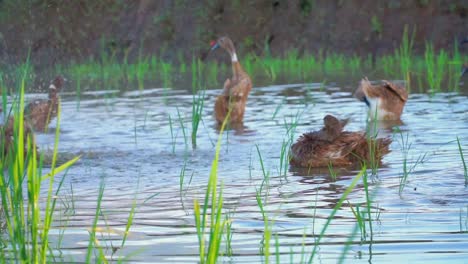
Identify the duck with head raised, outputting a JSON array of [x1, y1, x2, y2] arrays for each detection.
[[290, 115, 391, 168], [25, 76, 66, 132], [354, 78, 408, 121], [209, 36, 252, 125]]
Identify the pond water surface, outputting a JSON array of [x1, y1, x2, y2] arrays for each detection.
[[30, 82, 468, 263]]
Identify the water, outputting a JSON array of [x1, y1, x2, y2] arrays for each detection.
[[30, 83, 468, 263]]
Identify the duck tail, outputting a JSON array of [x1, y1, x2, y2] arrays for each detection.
[[349, 136, 392, 165]]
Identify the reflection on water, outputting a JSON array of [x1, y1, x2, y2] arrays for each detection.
[[30, 83, 468, 262]]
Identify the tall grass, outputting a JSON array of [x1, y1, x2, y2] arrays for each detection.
[[424, 42, 448, 94], [397, 25, 415, 92], [193, 110, 231, 264], [0, 70, 80, 262]]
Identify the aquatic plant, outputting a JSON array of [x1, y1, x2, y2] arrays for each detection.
[[424, 42, 448, 94], [271, 99, 284, 121], [136, 55, 149, 91], [366, 112, 381, 176], [456, 137, 467, 185], [179, 158, 194, 211], [397, 25, 415, 92], [86, 180, 107, 262], [3, 36, 464, 96], [447, 40, 463, 92], [256, 144, 271, 196], [307, 167, 366, 263], [176, 107, 188, 151], [395, 129, 427, 195], [349, 201, 366, 240], [327, 162, 337, 181], [168, 114, 176, 154], [256, 187, 272, 264], [193, 111, 231, 264], [0, 69, 80, 262], [191, 86, 205, 149]]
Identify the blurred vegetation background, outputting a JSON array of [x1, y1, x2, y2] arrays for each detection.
[[0, 0, 466, 91]]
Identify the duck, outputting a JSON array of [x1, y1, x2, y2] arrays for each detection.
[[0, 110, 36, 160], [289, 115, 392, 168], [354, 78, 408, 120], [24, 76, 66, 132], [209, 36, 252, 124]]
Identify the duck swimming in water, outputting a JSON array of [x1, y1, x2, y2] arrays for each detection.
[[354, 78, 408, 121], [290, 115, 391, 168], [0, 110, 36, 159], [25, 76, 65, 132], [209, 36, 252, 124]]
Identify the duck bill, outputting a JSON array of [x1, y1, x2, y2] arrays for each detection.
[[210, 42, 220, 51]]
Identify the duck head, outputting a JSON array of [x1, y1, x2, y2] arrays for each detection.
[[49, 76, 66, 97], [324, 114, 348, 132], [210, 37, 237, 61]]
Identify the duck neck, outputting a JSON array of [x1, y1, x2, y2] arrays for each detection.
[[48, 85, 59, 101], [230, 51, 244, 79]]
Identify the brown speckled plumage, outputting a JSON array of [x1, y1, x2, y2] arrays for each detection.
[[211, 37, 252, 124], [25, 76, 65, 132], [0, 114, 36, 158], [354, 78, 408, 120], [290, 115, 391, 168]]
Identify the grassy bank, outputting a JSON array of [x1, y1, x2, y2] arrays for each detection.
[[0, 38, 466, 95]]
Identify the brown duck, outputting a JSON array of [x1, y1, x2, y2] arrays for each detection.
[[290, 115, 391, 168], [354, 78, 408, 120], [0, 111, 36, 159], [25, 76, 65, 132], [210, 37, 252, 124]]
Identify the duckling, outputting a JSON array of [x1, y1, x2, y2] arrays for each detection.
[[354, 78, 408, 120], [210, 37, 252, 124], [25, 76, 65, 132], [290, 115, 391, 168]]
